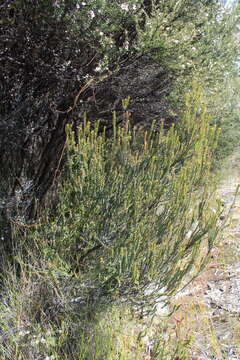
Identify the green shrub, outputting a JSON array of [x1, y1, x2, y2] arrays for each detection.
[[0, 87, 223, 359], [27, 87, 221, 312]]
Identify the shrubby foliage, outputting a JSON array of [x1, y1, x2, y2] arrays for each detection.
[[0, 1, 239, 358], [0, 89, 222, 359], [46, 90, 221, 309]]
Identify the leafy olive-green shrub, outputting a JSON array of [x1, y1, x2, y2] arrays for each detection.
[[136, 1, 240, 160]]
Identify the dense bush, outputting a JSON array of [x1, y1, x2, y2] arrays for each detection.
[[0, 0, 238, 223], [0, 1, 239, 357], [0, 88, 223, 359], [48, 90, 221, 309]]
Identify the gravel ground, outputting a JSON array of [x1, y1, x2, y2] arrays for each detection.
[[197, 154, 240, 359], [166, 153, 240, 360]]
